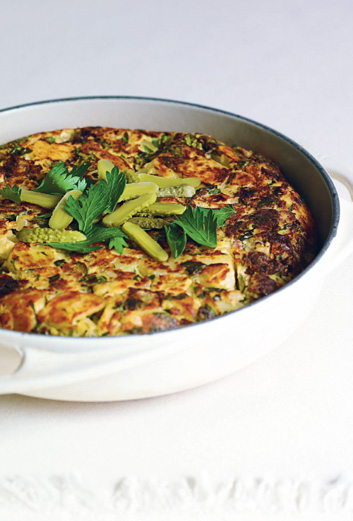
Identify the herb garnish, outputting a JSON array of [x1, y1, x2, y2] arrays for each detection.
[[64, 168, 126, 234], [173, 206, 218, 248], [165, 223, 187, 259], [48, 225, 128, 254], [0, 184, 22, 203], [210, 205, 237, 227], [34, 161, 90, 195], [165, 204, 236, 258], [49, 167, 128, 253]]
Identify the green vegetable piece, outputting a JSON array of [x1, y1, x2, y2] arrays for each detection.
[[134, 172, 201, 188], [70, 162, 91, 178], [122, 222, 168, 262], [119, 182, 158, 202], [194, 204, 236, 227], [165, 222, 187, 258], [47, 242, 101, 253], [21, 189, 61, 209], [104, 169, 127, 213], [49, 189, 82, 230], [97, 159, 114, 180], [139, 139, 160, 155], [17, 227, 86, 244], [128, 216, 170, 229], [48, 225, 128, 254], [211, 153, 230, 167], [108, 235, 128, 254], [103, 191, 157, 227], [136, 202, 186, 216], [183, 134, 204, 150], [125, 170, 141, 183], [212, 205, 236, 227], [34, 161, 87, 195], [173, 205, 217, 248], [0, 184, 22, 203], [65, 183, 107, 234], [158, 185, 196, 198], [64, 170, 126, 234]]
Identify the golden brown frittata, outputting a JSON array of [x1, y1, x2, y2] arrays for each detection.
[[0, 127, 317, 336]]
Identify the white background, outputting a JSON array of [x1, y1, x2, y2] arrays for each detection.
[[0, 1, 353, 519]]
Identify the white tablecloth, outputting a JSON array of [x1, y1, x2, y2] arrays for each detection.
[[0, 1, 353, 519]]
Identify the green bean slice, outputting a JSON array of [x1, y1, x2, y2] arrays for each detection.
[[49, 189, 82, 230], [136, 202, 186, 216], [97, 159, 115, 180], [133, 172, 201, 188], [157, 185, 196, 198], [119, 182, 158, 202], [122, 222, 168, 262], [102, 191, 157, 227], [20, 189, 61, 209], [128, 216, 171, 229]]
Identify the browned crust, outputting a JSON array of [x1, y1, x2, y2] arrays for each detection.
[[0, 127, 317, 336]]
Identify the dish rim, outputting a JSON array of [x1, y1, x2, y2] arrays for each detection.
[[0, 95, 340, 343]]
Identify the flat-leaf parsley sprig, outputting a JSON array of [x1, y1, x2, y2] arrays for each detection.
[[48, 225, 128, 254], [0, 184, 22, 203], [34, 161, 90, 195], [64, 168, 126, 234], [165, 204, 236, 258], [174, 205, 218, 248], [51, 167, 128, 252]]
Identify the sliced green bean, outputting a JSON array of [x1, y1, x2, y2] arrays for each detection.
[[102, 191, 157, 227], [133, 172, 201, 188], [158, 185, 196, 198], [119, 182, 158, 202], [136, 202, 186, 216], [128, 216, 171, 229], [125, 170, 141, 183], [20, 189, 61, 209], [122, 222, 168, 262], [97, 159, 115, 180], [49, 189, 82, 230]]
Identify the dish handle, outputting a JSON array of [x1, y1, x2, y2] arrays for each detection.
[[0, 337, 170, 397], [0, 330, 191, 397], [0, 345, 113, 396], [320, 168, 353, 276]]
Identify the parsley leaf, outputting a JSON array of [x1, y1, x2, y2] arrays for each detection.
[[165, 222, 187, 258], [48, 225, 128, 254], [0, 184, 22, 203], [70, 162, 91, 178], [173, 205, 218, 248], [165, 205, 236, 258], [65, 167, 126, 234], [65, 182, 109, 234], [109, 235, 128, 254], [209, 205, 236, 227], [34, 162, 87, 195], [188, 205, 235, 228], [104, 168, 127, 213]]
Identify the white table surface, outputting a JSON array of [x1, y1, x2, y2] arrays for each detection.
[[0, 1, 353, 520]]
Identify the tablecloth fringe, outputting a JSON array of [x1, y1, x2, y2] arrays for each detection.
[[1, 474, 353, 519]]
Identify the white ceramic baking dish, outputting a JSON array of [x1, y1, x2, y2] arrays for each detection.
[[0, 97, 352, 402]]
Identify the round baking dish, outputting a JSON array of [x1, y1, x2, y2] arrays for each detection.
[[0, 97, 351, 402]]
